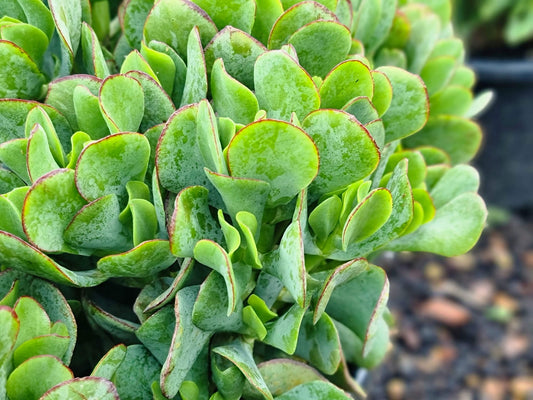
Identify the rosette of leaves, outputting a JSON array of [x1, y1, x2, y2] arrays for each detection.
[[0, 0, 487, 399]]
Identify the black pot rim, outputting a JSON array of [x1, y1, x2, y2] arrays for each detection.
[[468, 58, 533, 83]]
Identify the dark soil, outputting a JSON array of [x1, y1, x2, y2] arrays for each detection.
[[365, 212, 533, 400]]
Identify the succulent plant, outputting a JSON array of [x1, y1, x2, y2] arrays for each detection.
[[0, 0, 487, 399]]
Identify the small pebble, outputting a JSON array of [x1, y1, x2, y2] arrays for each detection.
[[386, 378, 406, 400], [511, 377, 533, 400], [420, 297, 472, 326], [481, 378, 507, 400]]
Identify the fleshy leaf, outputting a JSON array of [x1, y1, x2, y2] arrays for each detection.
[[91, 344, 127, 380], [319, 60, 374, 110], [430, 164, 479, 209], [0, 139, 30, 184], [371, 70, 393, 117], [254, 50, 320, 121], [180, 27, 208, 107], [168, 186, 222, 257], [75, 132, 150, 206], [227, 119, 318, 207], [211, 58, 259, 125], [25, 124, 60, 183], [81, 22, 110, 79], [191, 0, 256, 33], [161, 287, 213, 399], [140, 42, 177, 96], [287, 20, 351, 78], [99, 74, 145, 133], [205, 27, 266, 91], [48, 0, 82, 74], [263, 302, 307, 354], [0, 306, 19, 362], [377, 66, 429, 142], [123, 0, 154, 48], [97, 240, 177, 278], [22, 169, 86, 253], [212, 340, 273, 400], [302, 109, 379, 198], [197, 99, 227, 174], [275, 381, 352, 399], [251, 0, 284, 45], [143, 0, 218, 59], [40, 377, 120, 400], [136, 306, 175, 363], [308, 196, 342, 243], [25, 105, 65, 167], [13, 334, 70, 367], [72, 85, 109, 140]]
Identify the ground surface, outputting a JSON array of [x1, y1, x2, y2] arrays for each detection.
[[365, 211, 533, 400]]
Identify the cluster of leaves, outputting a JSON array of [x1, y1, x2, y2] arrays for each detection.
[[0, 0, 487, 399], [453, 0, 533, 47]]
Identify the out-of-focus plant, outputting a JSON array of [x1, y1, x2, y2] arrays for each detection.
[[0, 0, 487, 398]]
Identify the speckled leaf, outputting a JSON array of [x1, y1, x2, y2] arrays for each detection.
[[0, 40, 45, 99], [194, 240, 237, 315], [72, 86, 109, 140], [389, 192, 487, 256], [22, 169, 86, 253], [12, 296, 50, 350], [168, 186, 221, 257], [0, 306, 19, 362], [254, 50, 320, 121], [404, 115, 482, 164], [161, 287, 213, 399], [26, 124, 60, 182], [123, 0, 154, 48], [91, 344, 127, 379], [191, 0, 256, 33], [136, 306, 175, 364], [143, 0, 217, 60], [263, 302, 307, 354], [236, 212, 262, 268], [141, 42, 176, 96], [386, 150, 426, 188], [205, 27, 267, 90], [308, 196, 341, 243], [275, 381, 351, 399], [213, 340, 273, 400], [197, 99, 227, 174], [75, 132, 150, 206], [294, 313, 341, 375], [99, 74, 144, 133], [121, 50, 159, 82], [25, 105, 65, 166], [1, 0, 55, 39], [313, 258, 368, 323], [268, 1, 338, 49], [0, 139, 30, 183], [377, 66, 429, 142], [0, 195, 25, 238], [288, 20, 351, 78], [319, 60, 373, 109], [48, 0, 82, 73], [40, 377, 120, 400], [111, 345, 161, 400], [0, 22, 48, 68], [211, 59, 259, 125], [227, 119, 318, 206], [81, 22, 110, 79], [303, 110, 379, 198], [205, 169, 270, 225], [342, 96, 379, 126], [252, 0, 283, 45], [13, 334, 70, 367], [181, 27, 208, 107], [124, 71, 175, 132], [97, 240, 176, 278], [6, 355, 73, 400], [45, 75, 102, 132], [326, 263, 389, 357]]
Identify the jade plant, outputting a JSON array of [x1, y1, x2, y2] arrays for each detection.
[[0, 0, 487, 399]]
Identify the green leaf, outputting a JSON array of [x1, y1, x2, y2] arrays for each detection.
[[3, 0, 55, 39], [0, 22, 49, 68], [213, 340, 273, 400], [181, 27, 208, 107], [26, 124, 60, 182], [254, 50, 320, 121], [6, 355, 73, 400], [40, 377, 120, 400], [405, 10, 440, 74], [430, 164, 479, 208], [12, 296, 51, 349], [430, 85, 473, 116], [295, 312, 341, 375], [319, 60, 373, 109], [123, 0, 154, 48], [420, 56, 456, 96], [342, 96, 379, 125], [99, 74, 145, 133], [161, 287, 213, 399], [0, 306, 20, 362], [404, 115, 482, 164], [275, 378, 351, 399], [121, 50, 160, 83], [268, 1, 338, 49], [205, 26, 266, 90], [302, 109, 379, 198], [287, 20, 351, 78], [22, 169, 86, 252], [143, 0, 218, 59], [0, 40, 45, 99], [386, 149, 426, 188], [91, 344, 127, 379], [98, 240, 177, 278], [191, 0, 256, 33], [326, 263, 389, 357], [371, 70, 393, 117], [377, 66, 429, 142], [0, 194, 25, 238], [141, 41, 177, 96], [251, 0, 284, 45], [361, 0, 397, 55], [72, 85, 108, 140], [136, 306, 175, 363], [169, 186, 222, 257], [75, 132, 150, 206], [48, 0, 82, 71], [81, 22, 110, 79], [504, 0, 533, 45], [211, 59, 259, 125], [13, 334, 70, 367], [263, 302, 307, 354], [197, 99, 227, 175], [25, 105, 65, 167], [0, 139, 29, 184], [308, 196, 342, 243], [227, 119, 318, 207]]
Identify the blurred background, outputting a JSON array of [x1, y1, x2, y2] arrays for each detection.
[[366, 1, 533, 399]]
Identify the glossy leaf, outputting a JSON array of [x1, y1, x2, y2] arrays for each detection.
[[136, 306, 175, 363], [81, 22, 110, 79], [302, 109, 379, 198], [25, 124, 59, 182], [121, 50, 160, 82], [13, 334, 70, 367], [25, 105, 65, 166], [48, 0, 82, 70], [371, 70, 393, 117], [91, 344, 127, 379], [140, 42, 176, 96], [1, 22, 48, 68], [197, 99, 227, 174], [263, 302, 307, 354], [252, 0, 284, 45], [192, 0, 256, 33], [319, 60, 374, 109], [0, 139, 30, 183], [254, 50, 320, 121], [227, 119, 319, 207], [275, 379, 352, 399], [0, 306, 19, 362], [308, 196, 342, 243], [75, 132, 150, 206], [40, 377, 120, 400]]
